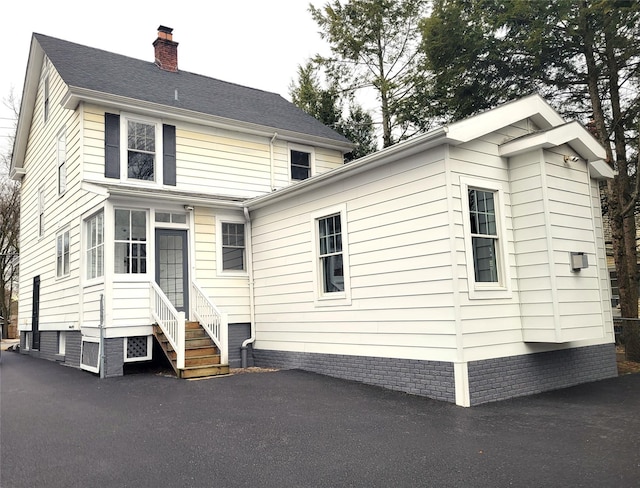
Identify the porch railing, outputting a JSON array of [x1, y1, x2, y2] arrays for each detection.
[[191, 281, 228, 365], [150, 281, 185, 369]]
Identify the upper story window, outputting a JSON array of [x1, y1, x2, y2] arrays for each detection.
[[104, 113, 176, 186], [57, 130, 66, 195], [38, 187, 45, 238], [43, 61, 50, 124], [461, 177, 511, 299], [127, 120, 156, 181], [311, 204, 351, 306], [86, 211, 104, 280], [115, 209, 147, 274], [56, 230, 70, 278], [290, 144, 315, 181]]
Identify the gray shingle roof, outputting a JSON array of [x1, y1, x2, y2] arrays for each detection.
[[34, 33, 350, 145]]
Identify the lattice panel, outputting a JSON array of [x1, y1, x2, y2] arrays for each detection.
[[81, 341, 99, 368], [126, 336, 148, 359]]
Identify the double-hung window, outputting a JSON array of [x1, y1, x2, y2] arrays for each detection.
[[38, 188, 45, 238], [114, 209, 147, 274], [318, 214, 344, 293], [43, 61, 49, 123], [105, 113, 176, 185], [127, 120, 156, 181], [468, 189, 499, 283], [290, 144, 314, 181], [221, 222, 245, 271], [462, 178, 511, 299], [313, 205, 351, 305], [56, 230, 70, 278], [86, 212, 104, 280], [57, 130, 66, 195]]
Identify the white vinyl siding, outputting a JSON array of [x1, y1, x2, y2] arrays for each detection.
[[251, 147, 457, 362], [17, 63, 105, 334], [81, 109, 343, 197], [195, 208, 250, 323]]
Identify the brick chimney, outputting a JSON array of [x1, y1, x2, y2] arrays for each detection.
[[153, 25, 178, 72]]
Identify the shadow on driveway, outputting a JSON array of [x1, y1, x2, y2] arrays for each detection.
[[1, 351, 639, 487]]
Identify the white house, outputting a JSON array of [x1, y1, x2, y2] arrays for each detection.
[[11, 27, 617, 406]]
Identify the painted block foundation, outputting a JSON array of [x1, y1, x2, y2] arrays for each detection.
[[467, 343, 618, 405], [252, 349, 456, 403], [254, 343, 617, 406]]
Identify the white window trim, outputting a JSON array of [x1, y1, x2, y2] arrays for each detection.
[[216, 214, 248, 276], [311, 203, 352, 307], [460, 176, 512, 300], [57, 128, 67, 196], [55, 228, 71, 279], [120, 113, 164, 187], [84, 209, 105, 285], [288, 143, 316, 181]]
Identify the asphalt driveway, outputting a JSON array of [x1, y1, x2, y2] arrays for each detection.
[[1, 351, 639, 488]]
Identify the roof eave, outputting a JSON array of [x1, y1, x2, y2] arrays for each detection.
[[498, 121, 613, 179], [10, 37, 45, 175], [62, 87, 355, 153]]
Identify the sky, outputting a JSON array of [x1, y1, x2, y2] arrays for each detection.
[[0, 0, 331, 158]]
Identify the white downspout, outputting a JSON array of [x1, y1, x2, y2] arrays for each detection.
[[241, 206, 255, 367], [269, 132, 278, 191]]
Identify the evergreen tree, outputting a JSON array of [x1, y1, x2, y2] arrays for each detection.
[[290, 61, 377, 161], [310, 0, 429, 147]]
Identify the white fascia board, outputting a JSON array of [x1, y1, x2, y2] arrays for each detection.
[[446, 94, 565, 143], [10, 38, 45, 174], [589, 159, 615, 179], [62, 88, 355, 153], [499, 121, 607, 160], [246, 127, 449, 210]]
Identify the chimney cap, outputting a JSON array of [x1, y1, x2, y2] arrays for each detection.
[[158, 25, 173, 34]]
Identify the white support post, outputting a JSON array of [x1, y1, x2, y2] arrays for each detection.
[[220, 312, 229, 365], [177, 311, 186, 370]]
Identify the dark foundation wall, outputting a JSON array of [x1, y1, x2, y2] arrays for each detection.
[[253, 349, 456, 403], [19, 330, 82, 368], [229, 323, 253, 368], [467, 343, 618, 405]]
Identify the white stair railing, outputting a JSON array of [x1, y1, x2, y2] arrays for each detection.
[[191, 280, 228, 365], [150, 281, 185, 369]]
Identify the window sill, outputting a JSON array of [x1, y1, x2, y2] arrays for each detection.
[[218, 271, 249, 278], [468, 285, 512, 300], [314, 293, 352, 308]]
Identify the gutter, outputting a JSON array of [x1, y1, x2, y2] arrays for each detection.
[[241, 206, 255, 368]]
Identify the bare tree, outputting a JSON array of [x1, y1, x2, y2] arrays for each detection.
[[0, 90, 20, 338]]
